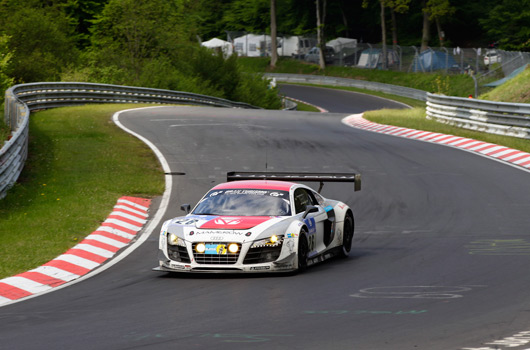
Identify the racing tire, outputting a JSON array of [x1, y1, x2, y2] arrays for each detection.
[[297, 229, 309, 273], [339, 212, 354, 258]]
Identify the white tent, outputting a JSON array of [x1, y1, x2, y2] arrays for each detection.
[[201, 38, 233, 56], [326, 37, 357, 52], [277, 36, 317, 57], [233, 34, 273, 57]]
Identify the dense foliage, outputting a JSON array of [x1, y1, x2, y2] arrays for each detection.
[[0, 0, 527, 108]]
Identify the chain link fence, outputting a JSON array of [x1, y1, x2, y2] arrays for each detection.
[[222, 31, 529, 88]]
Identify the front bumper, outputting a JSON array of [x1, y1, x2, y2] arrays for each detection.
[[154, 248, 297, 273]]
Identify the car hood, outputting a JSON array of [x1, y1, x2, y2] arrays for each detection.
[[198, 216, 273, 230]]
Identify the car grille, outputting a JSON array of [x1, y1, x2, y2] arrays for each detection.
[[243, 244, 282, 264], [167, 244, 191, 263], [192, 242, 241, 265]]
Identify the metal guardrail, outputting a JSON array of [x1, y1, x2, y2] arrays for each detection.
[[426, 93, 530, 139], [269, 73, 530, 139], [265, 73, 427, 101], [0, 82, 263, 199]]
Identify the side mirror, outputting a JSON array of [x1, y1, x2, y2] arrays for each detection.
[[180, 204, 191, 214], [302, 205, 319, 219]]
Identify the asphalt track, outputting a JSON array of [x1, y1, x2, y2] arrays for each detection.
[[1, 85, 529, 350]]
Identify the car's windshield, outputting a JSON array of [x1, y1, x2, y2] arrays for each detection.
[[192, 189, 291, 216]]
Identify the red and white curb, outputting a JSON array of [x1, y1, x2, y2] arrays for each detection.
[[0, 196, 151, 306], [343, 114, 530, 171], [287, 97, 328, 113]]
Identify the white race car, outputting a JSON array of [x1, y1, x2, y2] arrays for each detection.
[[154, 172, 361, 273]]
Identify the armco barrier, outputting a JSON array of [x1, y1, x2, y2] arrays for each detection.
[[269, 73, 530, 139], [0, 82, 262, 199], [426, 93, 530, 139], [265, 73, 428, 101]]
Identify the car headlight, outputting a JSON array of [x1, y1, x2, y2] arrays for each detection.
[[167, 233, 185, 246], [251, 235, 284, 248]]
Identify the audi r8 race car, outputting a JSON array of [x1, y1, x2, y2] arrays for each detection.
[[154, 172, 361, 273]]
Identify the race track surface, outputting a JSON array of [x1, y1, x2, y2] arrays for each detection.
[[1, 85, 529, 350]]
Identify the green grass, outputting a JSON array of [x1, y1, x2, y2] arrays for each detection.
[[480, 65, 530, 104], [0, 118, 8, 144], [240, 57, 476, 97], [285, 98, 321, 112], [364, 108, 530, 153], [0, 104, 165, 279]]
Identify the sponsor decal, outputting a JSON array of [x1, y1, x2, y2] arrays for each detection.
[[304, 217, 316, 235], [200, 216, 273, 230], [194, 230, 234, 235], [203, 244, 227, 255], [214, 218, 241, 225], [324, 205, 333, 212], [225, 189, 269, 195], [269, 192, 284, 197], [173, 218, 199, 225], [250, 266, 271, 270], [286, 233, 299, 238], [169, 262, 189, 270]]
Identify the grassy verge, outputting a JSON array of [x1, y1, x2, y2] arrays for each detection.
[[364, 108, 530, 154], [285, 97, 321, 112], [240, 57, 475, 97], [0, 104, 165, 279]]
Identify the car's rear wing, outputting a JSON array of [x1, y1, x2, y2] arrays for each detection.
[[227, 171, 361, 193]]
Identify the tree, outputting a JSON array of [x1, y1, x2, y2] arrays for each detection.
[[363, 0, 392, 69], [0, 4, 78, 83], [387, 0, 411, 50], [426, 0, 454, 47], [480, 0, 530, 51], [316, 0, 327, 69], [420, 0, 430, 51], [89, 0, 184, 83], [0, 35, 14, 100], [270, 0, 278, 68], [379, 0, 387, 69]]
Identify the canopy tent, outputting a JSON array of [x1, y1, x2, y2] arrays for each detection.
[[356, 48, 399, 69], [411, 49, 457, 72], [232, 34, 273, 57], [201, 38, 233, 56], [326, 37, 357, 52]]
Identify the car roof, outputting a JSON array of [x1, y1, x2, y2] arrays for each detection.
[[212, 180, 295, 192]]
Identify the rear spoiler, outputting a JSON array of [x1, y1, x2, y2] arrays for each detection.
[[227, 171, 361, 193]]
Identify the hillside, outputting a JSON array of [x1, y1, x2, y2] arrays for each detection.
[[480, 66, 530, 104]]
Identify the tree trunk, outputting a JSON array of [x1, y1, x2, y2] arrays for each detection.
[[391, 7, 398, 51], [339, 0, 349, 38], [435, 17, 444, 47], [420, 0, 430, 52], [270, 0, 278, 68], [316, 0, 326, 69], [380, 0, 387, 69]]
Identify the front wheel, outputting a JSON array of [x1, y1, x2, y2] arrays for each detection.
[[297, 229, 309, 273], [339, 212, 354, 258]]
